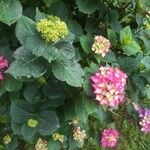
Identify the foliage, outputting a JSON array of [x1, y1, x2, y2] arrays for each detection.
[[0, 0, 150, 149]]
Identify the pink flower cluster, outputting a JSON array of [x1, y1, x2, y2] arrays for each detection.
[[91, 66, 127, 107], [133, 103, 150, 133], [101, 128, 119, 148], [92, 36, 111, 57], [0, 56, 8, 80]]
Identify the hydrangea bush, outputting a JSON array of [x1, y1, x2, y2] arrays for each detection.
[[0, 0, 150, 149]]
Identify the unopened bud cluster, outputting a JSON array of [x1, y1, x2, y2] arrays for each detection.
[[52, 132, 65, 143], [27, 119, 38, 128], [36, 15, 68, 42]]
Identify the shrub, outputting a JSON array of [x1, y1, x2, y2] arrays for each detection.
[[0, 0, 150, 149]]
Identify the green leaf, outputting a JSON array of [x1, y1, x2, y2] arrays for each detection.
[[67, 20, 83, 40], [36, 8, 47, 22], [92, 107, 112, 125], [5, 137, 18, 150], [21, 123, 37, 141], [48, 1, 69, 21], [76, 0, 100, 14], [38, 110, 59, 136], [0, 45, 12, 59], [2, 75, 22, 92], [117, 56, 139, 74], [80, 34, 93, 54], [107, 28, 117, 45], [43, 0, 58, 7], [102, 51, 117, 63], [145, 86, 150, 99], [10, 101, 32, 123], [15, 15, 36, 44], [52, 61, 84, 87], [26, 33, 56, 63], [120, 26, 132, 45], [23, 82, 40, 103], [0, 0, 22, 25], [121, 41, 141, 56], [75, 93, 97, 123], [6, 47, 46, 78], [43, 80, 65, 107], [141, 56, 150, 71], [48, 140, 61, 150], [26, 32, 75, 64]]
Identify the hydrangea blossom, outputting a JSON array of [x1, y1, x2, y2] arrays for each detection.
[[133, 103, 150, 133], [72, 127, 86, 142], [92, 36, 111, 57], [0, 56, 8, 80], [91, 66, 127, 107], [0, 56, 8, 69], [36, 15, 68, 42], [101, 128, 119, 148], [35, 138, 48, 150]]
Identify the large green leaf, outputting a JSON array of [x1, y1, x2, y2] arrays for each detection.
[[67, 20, 83, 40], [42, 80, 65, 107], [121, 41, 141, 56], [80, 34, 93, 54], [38, 110, 59, 136], [15, 15, 36, 44], [10, 101, 32, 123], [107, 28, 117, 45], [52, 61, 84, 87], [6, 47, 46, 79], [120, 26, 132, 45], [76, 0, 100, 14], [120, 26, 141, 56], [0, 0, 22, 25], [43, 0, 58, 7], [36, 8, 47, 22], [23, 82, 40, 103], [75, 93, 97, 123], [21, 123, 37, 141], [2, 75, 22, 92], [141, 56, 150, 71], [48, 140, 61, 150], [48, 1, 69, 21], [26, 33, 56, 63], [117, 56, 139, 75], [26, 33, 75, 64]]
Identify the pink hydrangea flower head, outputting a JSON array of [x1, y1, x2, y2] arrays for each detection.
[[101, 128, 119, 148], [91, 66, 127, 107], [92, 36, 111, 57], [133, 103, 150, 133], [0, 56, 8, 69]]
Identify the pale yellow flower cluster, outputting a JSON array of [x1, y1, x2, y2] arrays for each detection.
[[72, 127, 86, 142], [3, 134, 11, 144], [92, 35, 111, 57], [35, 138, 48, 150]]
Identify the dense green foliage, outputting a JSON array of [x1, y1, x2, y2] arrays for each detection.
[[0, 0, 150, 149]]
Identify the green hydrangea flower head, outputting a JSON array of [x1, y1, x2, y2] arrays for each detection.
[[52, 132, 65, 143], [27, 119, 38, 128], [36, 15, 68, 42]]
